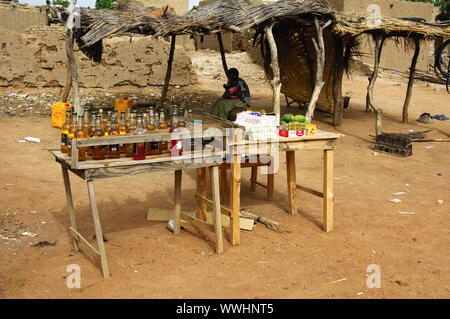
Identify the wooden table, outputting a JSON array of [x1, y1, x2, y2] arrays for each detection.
[[196, 130, 344, 246], [50, 113, 239, 278]]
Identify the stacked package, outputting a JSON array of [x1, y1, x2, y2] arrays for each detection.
[[234, 112, 280, 141]]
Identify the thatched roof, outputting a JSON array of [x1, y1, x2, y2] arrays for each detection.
[[71, 0, 450, 61]]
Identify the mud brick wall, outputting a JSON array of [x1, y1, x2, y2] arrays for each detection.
[[0, 25, 197, 88]]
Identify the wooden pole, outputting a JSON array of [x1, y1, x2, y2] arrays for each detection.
[[264, 22, 281, 115], [305, 18, 332, 122], [402, 37, 420, 123], [217, 32, 228, 75], [158, 35, 176, 110], [61, 70, 72, 103], [366, 35, 385, 136], [332, 34, 345, 126], [65, 0, 81, 114]]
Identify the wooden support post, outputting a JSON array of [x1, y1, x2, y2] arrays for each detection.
[[61, 166, 79, 252], [230, 130, 241, 245], [323, 149, 334, 232], [61, 69, 72, 103], [196, 167, 207, 221], [286, 151, 296, 215], [217, 32, 228, 75], [87, 180, 109, 278], [305, 18, 332, 122], [219, 165, 228, 202], [250, 166, 257, 192], [211, 166, 223, 253], [65, 0, 81, 114], [332, 35, 345, 126], [173, 170, 182, 235], [402, 37, 420, 123], [158, 35, 176, 110], [264, 22, 281, 115], [267, 171, 274, 200], [366, 35, 385, 136]]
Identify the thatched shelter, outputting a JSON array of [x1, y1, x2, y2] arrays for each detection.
[[48, 0, 450, 133]]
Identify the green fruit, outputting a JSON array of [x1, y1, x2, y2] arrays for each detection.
[[294, 115, 306, 123], [282, 114, 294, 122], [280, 120, 286, 125], [304, 119, 310, 124]]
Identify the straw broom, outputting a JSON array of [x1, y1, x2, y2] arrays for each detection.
[[239, 208, 291, 233]]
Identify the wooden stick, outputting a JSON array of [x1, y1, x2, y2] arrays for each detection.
[[217, 32, 228, 75], [402, 37, 420, 124], [173, 170, 182, 236], [264, 21, 281, 115], [196, 167, 207, 221], [250, 166, 257, 191], [87, 180, 110, 278], [230, 132, 241, 245], [65, 0, 81, 114], [158, 35, 176, 110], [211, 166, 223, 253], [286, 151, 296, 215], [61, 166, 79, 252], [366, 35, 386, 136], [60, 68, 72, 103], [332, 34, 345, 126], [305, 18, 332, 122]]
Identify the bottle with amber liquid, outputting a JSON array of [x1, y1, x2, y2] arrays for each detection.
[[104, 111, 112, 136], [125, 113, 137, 157], [158, 110, 169, 151], [73, 115, 87, 161], [170, 110, 183, 157], [82, 111, 90, 136], [67, 112, 77, 157], [87, 112, 97, 157], [60, 109, 72, 154], [178, 108, 186, 128], [119, 111, 127, 154], [92, 116, 106, 160], [132, 116, 146, 160], [107, 115, 120, 159]]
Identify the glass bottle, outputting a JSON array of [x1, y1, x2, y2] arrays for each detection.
[[82, 111, 90, 136], [67, 112, 77, 157], [87, 112, 97, 157], [60, 109, 72, 154], [104, 111, 112, 136], [92, 115, 106, 160], [178, 108, 186, 128], [107, 115, 120, 159], [158, 110, 168, 151], [119, 111, 127, 154], [74, 115, 87, 162], [126, 113, 137, 157], [132, 116, 146, 160], [170, 109, 183, 157]]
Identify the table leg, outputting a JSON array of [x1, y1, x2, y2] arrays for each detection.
[[323, 149, 334, 232], [250, 166, 257, 192], [267, 170, 274, 200], [219, 165, 228, 202], [173, 170, 182, 236], [286, 151, 297, 215], [196, 167, 207, 221], [87, 180, 110, 278], [211, 166, 223, 253], [61, 166, 79, 252], [230, 156, 241, 245]]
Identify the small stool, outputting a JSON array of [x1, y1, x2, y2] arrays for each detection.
[[219, 154, 274, 202], [173, 165, 223, 254]]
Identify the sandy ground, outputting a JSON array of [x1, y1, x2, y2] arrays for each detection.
[[0, 51, 449, 299]]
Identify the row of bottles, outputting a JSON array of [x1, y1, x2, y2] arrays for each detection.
[[60, 106, 193, 162]]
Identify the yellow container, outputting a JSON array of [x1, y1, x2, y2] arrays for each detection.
[[51, 102, 72, 128], [114, 97, 132, 120]]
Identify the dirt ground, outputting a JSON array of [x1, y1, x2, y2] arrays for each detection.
[[0, 50, 449, 299]]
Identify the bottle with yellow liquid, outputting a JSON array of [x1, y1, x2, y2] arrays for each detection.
[[119, 111, 127, 155], [104, 111, 112, 136], [158, 110, 168, 152], [74, 114, 87, 162], [82, 111, 90, 136], [60, 109, 72, 154], [107, 114, 121, 159], [67, 112, 77, 157], [87, 112, 97, 157], [126, 113, 137, 157], [92, 116, 106, 160]]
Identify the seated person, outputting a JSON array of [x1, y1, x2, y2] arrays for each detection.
[[207, 68, 251, 121]]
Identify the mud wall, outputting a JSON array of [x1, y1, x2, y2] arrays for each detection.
[[328, 0, 437, 71], [0, 25, 197, 88], [0, 1, 48, 33]]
